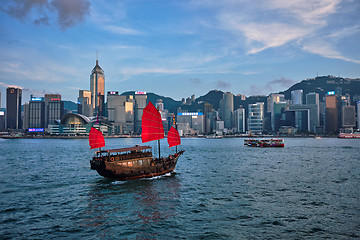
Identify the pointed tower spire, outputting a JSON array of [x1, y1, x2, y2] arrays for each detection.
[[96, 50, 98, 65]]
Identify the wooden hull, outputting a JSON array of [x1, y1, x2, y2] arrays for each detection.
[[90, 150, 184, 181]]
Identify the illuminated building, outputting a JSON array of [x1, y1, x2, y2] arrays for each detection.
[[28, 96, 45, 128], [45, 94, 64, 127], [90, 59, 105, 116], [177, 112, 204, 134], [6, 87, 22, 129]]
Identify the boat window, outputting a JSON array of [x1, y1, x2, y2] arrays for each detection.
[[128, 161, 133, 167], [138, 160, 143, 165]]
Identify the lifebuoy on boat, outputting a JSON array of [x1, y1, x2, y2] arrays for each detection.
[[110, 157, 114, 161]]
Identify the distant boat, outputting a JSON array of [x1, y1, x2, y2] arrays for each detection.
[[314, 136, 322, 139], [206, 134, 223, 139], [244, 138, 284, 147], [89, 102, 184, 180], [338, 132, 360, 139]]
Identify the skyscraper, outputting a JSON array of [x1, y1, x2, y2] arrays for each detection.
[[291, 90, 303, 105], [44, 94, 63, 127], [357, 102, 360, 130], [219, 92, 233, 129], [248, 102, 264, 134], [134, 92, 147, 134], [267, 93, 285, 131], [6, 87, 22, 129], [325, 94, 338, 133], [90, 59, 105, 116], [78, 90, 92, 117]]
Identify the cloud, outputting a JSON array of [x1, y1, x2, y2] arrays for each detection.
[[189, 78, 203, 85], [0, 0, 90, 30], [266, 77, 296, 89], [214, 80, 231, 90], [301, 39, 360, 64], [51, 0, 90, 29], [103, 25, 143, 35]]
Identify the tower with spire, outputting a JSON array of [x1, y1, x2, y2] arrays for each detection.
[[90, 55, 105, 116]]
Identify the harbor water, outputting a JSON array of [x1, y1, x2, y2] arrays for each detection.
[[0, 137, 359, 239]]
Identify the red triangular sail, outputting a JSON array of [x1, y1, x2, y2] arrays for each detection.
[[141, 102, 164, 143], [167, 126, 181, 148], [89, 127, 105, 149]]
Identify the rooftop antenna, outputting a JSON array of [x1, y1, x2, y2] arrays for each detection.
[[96, 50, 98, 65]]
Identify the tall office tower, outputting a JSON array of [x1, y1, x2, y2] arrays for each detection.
[[23, 103, 29, 130], [267, 93, 285, 131], [273, 102, 287, 132], [29, 96, 45, 128], [234, 107, 245, 133], [44, 94, 63, 127], [248, 102, 264, 134], [219, 92, 234, 129], [342, 105, 356, 128], [107, 91, 120, 121], [291, 90, 303, 105], [325, 94, 338, 133], [6, 87, 22, 129], [90, 59, 105, 116], [306, 92, 319, 105], [78, 90, 92, 117], [306, 92, 320, 130], [134, 92, 147, 134]]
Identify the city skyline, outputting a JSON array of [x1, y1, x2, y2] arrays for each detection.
[[1, 0, 360, 107]]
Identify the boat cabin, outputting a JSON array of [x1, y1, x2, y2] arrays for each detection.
[[95, 145, 153, 160]]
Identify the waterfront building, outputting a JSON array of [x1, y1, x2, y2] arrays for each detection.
[[78, 90, 93, 117], [134, 92, 147, 134], [90, 59, 105, 116], [233, 107, 246, 133], [44, 94, 64, 127], [288, 104, 320, 133], [177, 112, 204, 134], [342, 105, 356, 128], [28, 96, 45, 128], [107, 92, 134, 134], [267, 93, 285, 131], [248, 102, 264, 134], [325, 93, 339, 134], [219, 92, 233, 129], [6, 87, 22, 129]]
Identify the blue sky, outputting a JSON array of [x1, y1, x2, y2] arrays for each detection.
[[1, 0, 359, 107]]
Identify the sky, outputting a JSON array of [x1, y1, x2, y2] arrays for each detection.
[[0, 0, 360, 107]]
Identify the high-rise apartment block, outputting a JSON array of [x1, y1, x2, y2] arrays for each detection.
[[233, 107, 245, 133], [6, 87, 22, 129]]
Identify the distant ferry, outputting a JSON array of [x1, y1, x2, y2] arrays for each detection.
[[244, 138, 284, 147], [338, 132, 360, 139]]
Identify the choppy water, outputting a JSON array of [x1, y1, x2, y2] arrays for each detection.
[[0, 137, 359, 239]]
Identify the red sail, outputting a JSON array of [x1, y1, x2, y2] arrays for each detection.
[[141, 102, 164, 143], [167, 126, 181, 148], [89, 127, 105, 149]]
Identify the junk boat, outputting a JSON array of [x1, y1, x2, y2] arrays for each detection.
[[89, 102, 184, 180], [244, 138, 284, 147]]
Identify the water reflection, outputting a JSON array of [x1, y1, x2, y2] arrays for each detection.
[[84, 174, 181, 238]]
